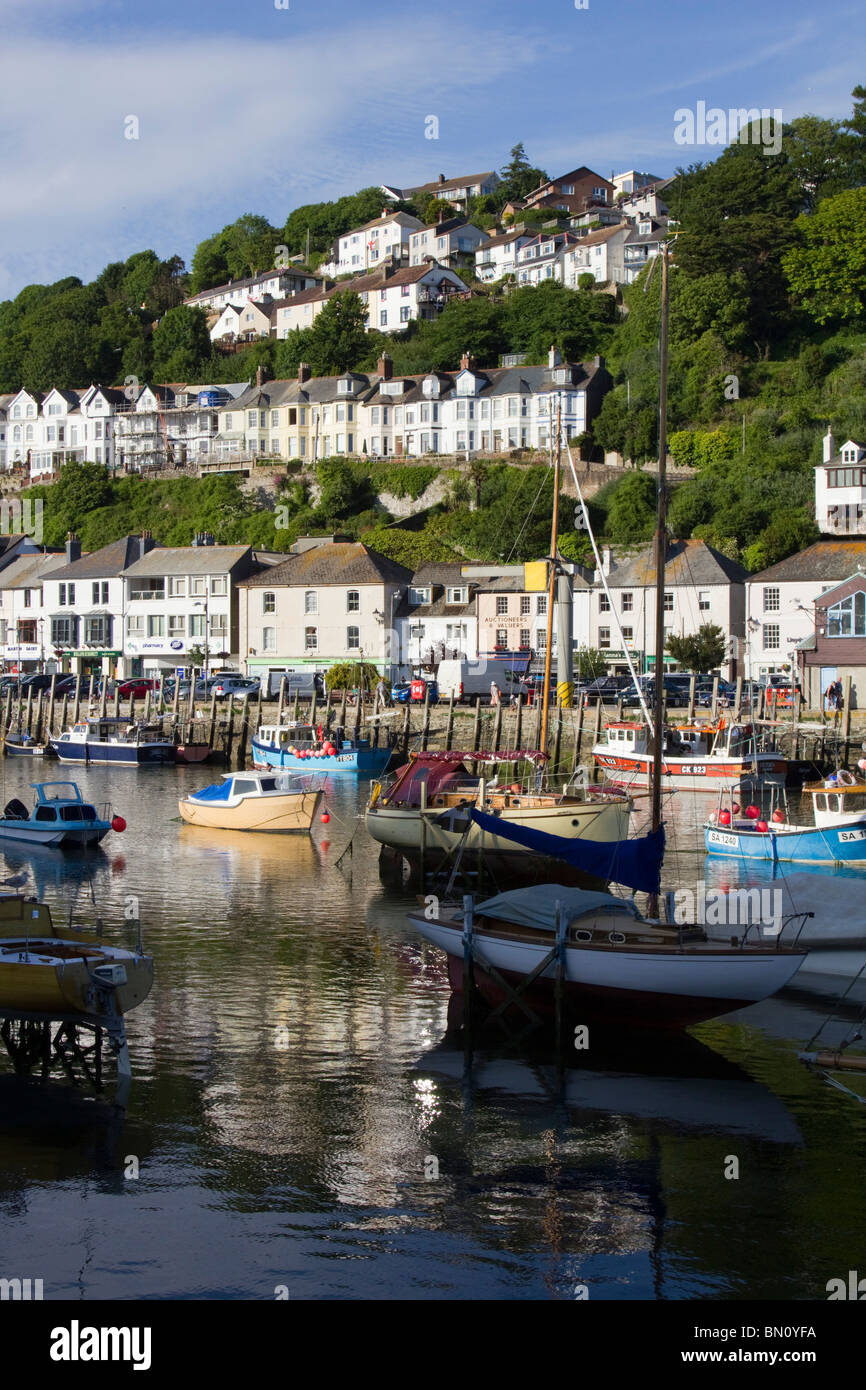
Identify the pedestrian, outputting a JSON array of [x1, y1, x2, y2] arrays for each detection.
[[375, 676, 388, 708], [490, 681, 500, 706], [833, 678, 844, 711]]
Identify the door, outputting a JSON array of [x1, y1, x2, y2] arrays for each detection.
[[820, 665, 838, 710]]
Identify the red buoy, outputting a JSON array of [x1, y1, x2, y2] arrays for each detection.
[[111, 815, 126, 833], [320, 811, 331, 824], [756, 819, 769, 833], [718, 809, 731, 826], [745, 804, 760, 819], [772, 808, 785, 823], [731, 802, 741, 814]]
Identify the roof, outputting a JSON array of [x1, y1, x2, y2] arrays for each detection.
[[240, 542, 412, 589], [344, 211, 424, 237], [186, 266, 316, 302], [813, 439, 866, 468], [122, 545, 251, 577], [749, 541, 866, 584], [400, 171, 498, 197], [0, 552, 67, 588], [606, 538, 748, 588], [47, 536, 153, 581], [477, 228, 531, 251], [411, 562, 475, 587]]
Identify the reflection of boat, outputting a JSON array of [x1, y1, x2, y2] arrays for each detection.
[[0, 782, 115, 848], [176, 823, 323, 873], [178, 770, 322, 832], [408, 885, 805, 1029], [51, 717, 174, 765], [594, 719, 787, 789], [176, 743, 210, 764], [252, 721, 391, 776], [366, 751, 631, 862], [705, 780, 866, 866], [417, 1036, 803, 1145]]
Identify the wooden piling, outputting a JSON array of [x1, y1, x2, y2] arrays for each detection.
[[472, 696, 482, 753], [710, 674, 719, 721], [445, 690, 455, 751], [25, 687, 32, 735], [276, 676, 286, 726], [208, 690, 218, 749], [3, 689, 11, 737], [688, 675, 696, 722], [224, 694, 236, 764], [552, 706, 562, 777], [73, 675, 81, 724], [733, 675, 742, 723], [59, 694, 68, 738], [402, 700, 411, 754], [46, 675, 56, 741], [842, 674, 852, 755], [492, 698, 502, 753], [421, 684, 431, 750], [292, 690, 300, 722]]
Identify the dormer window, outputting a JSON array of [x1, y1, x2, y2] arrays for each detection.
[[456, 372, 478, 396], [380, 380, 405, 396], [447, 587, 467, 604], [553, 367, 572, 385], [422, 376, 440, 398], [410, 586, 431, 605]]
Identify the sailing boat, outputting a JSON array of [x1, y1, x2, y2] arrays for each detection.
[[364, 399, 632, 877], [405, 246, 806, 1026]]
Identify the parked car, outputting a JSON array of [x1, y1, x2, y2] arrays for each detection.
[[17, 673, 55, 693], [390, 678, 439, 705], [211, 677, 260, 701], [116, 678, 159, 700], [578, 675, 633, 705]]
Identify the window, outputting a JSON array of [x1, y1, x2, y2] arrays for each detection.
[[22, 589, 31, 609], [536, 629, 547, 651], [599, 593, 610, 612], [304, 590, 318, 615], [380, 311, 388, 327], [763, 623, 780, 650], [496, 628, 508, 647], [663, 591, 674, 612], [537, 595, 547, 615], [346, 625, 360, 650], [496, 596, 508, 615], [520, 628, 531, 648], [262, 627, 276, 651], [622, 592, 633, 612], [698, 590, 711, 611], [622, 626, 633, 645], [271, 411, 279, 428], [262, 591, 275, 614], [224, 414, 233, 430], [168, 615, 185, 637], [189, 613, 205, 638], [147, 615, 165, 638], [400, 306, 410, 322], [167, 577, 186, 597], [58, 583, 75, 606], [51, 617, 76, 646], [210, 614, 228, 637], [827, 590, 866, 637], [347, 590, 360, 613], [91, 581, 109, 606], [599, 627, 611, 649], [191, 577, 206, 596], [126, 615, 144, 636], [763, 587, 780, 612], [83, 616, 109, 646], [447, 587, 465, 604], [519, 595, 531, 615], [305, 627, 318, 651]]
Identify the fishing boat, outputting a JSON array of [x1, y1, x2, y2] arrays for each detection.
[[705, 776, 866, 867], [178, 769, 323, 833], [407, 885, 805, 1028], [365, 750, 632, 867], [51, 717, 175, 765], [3, 733, 45, 758], [594, 718, 787, 789], [0, 782, 120, 848], [251, 721, 391, 776]]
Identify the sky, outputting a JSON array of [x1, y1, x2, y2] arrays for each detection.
[[0, 0, 863, 299]]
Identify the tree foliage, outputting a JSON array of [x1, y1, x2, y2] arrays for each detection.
[[665, 623, 727, 672]]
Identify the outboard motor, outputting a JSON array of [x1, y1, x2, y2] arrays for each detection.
[[3, 798, 29, 821]]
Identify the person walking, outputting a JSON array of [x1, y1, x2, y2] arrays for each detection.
[[490, 681, 500, 706]]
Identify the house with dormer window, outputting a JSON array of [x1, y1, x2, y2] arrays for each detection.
[[398, 563, 479, 667], [815, 430, 866, 534]]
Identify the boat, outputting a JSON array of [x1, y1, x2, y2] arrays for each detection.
[[3, 733, 44, 757], [594, 718, 787, 789], [0, 781, 118, 848], [705, 776, 866, 867], [406, 885, 805, 1029], [365, 750, 632, 868], [251, 720, 391, 776], [50, 717, 175, 765], [178, 769, 323, 832]]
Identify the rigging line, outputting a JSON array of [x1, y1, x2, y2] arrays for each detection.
[[503, 462, 554, 566], [472, 449, 544, 565]]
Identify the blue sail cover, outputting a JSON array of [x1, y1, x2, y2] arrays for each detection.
[[469, 807, 665, 894]]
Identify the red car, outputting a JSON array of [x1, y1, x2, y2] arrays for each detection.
[[116, 678, 159, 699]]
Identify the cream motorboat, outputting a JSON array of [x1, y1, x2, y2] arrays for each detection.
[[179, 770, 323, 833], [365, 751, 631, 862]]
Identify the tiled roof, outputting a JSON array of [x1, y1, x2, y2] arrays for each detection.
[[401, 172, 497, 197], [47, 536, 151, 580], [411, 562, 476, 586], [0, 552, 67, 588], [122, 545, 251, 577], [607, 538, 748, 588], [240, 542, 412, 588], [748, 541, 866, 583]]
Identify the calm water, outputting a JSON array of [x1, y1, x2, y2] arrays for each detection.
[[0, 760, 862, 1301]]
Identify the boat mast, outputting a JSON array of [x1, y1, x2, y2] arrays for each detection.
[[540, 397, 561, 758], [651, 245, 670, 835]]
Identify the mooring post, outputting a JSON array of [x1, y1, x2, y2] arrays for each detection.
[[73, 675, 81, 724], [492, 699, 502, 753], [472, 696, 482, 753], [733, 675, 742, 723], [59, 694, 68, 737], [402, 700, 411, 754], [46, 674, 56, 740], [572, 697, 585, 774], [208, 689, 218, 749], [3, 688, 11, 736], [688, 675, 696, 722], [711, 675, 719, 721], [419, 774, 427, 884], [25, 686, 33, 735], [277, 676, 286, 727], [422, 684, 431, 750], [552, 707, 562, 780], [292, 689, 300, 722], [843, 674, 852, 756]]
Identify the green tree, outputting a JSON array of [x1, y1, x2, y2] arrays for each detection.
[[498, 142, 547, 205], [307, 291, 369, 373], [151, 305, 211, 379], [783, 187, 866, 325], [665, 623, 726, 672], [606, 471, 657, 542], [325, 660, 383, 691]]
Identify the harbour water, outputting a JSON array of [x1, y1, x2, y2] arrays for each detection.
[[0, 762, 863, 1301]]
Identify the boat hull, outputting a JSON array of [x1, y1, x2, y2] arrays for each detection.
[[175, 744, 210, 764], [251, 737, 390, 776], [594, 748, 786, 788], [409, 914, 803, 1028], [366, 798, 630, 857], [0, 821, 109, 848], [178, 789, 322, 832], [0, 942, 153, 1017], [51, 740, 175, 765], [705, 821, 866, 866]]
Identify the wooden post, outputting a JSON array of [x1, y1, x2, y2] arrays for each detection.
[[277, 676, 286, 727], [59, 694, 68, 737], [515, 693, 523, 752], [552, 707, 562, 779], [533, 694, 543, 754], [572, 696, 585, 773], [113, 683, 120, 718], [33, 691, 42, 742], [402, 700, 411, 754], [843, 674, 852, 753], [129, 694, 136, 727], [593, 695, 603, 748], [3, 688, 11, 737], [98, 677, 107, 717], [687, 674, 696, 722], [462, 895, 475, 1031], [46, 675, 56, 740], [615, 693, 623, 721], [292, 689, 300, 722], [310, 687, 318, 735], [73, 674, 81, 724], [353, 685, 363, 739], [445, 689, 455, 751], [339, 687, 347, 732], [710, 674, 719, 721], [253, 688, 262, 740], [421, 684, 431, 750], [172, 677, 180, 720], [25, 686, 33, 735], [492, 698, 502, 753], [143, 688, 151, 723], [472, 695, 482, 753], [733, 675, 742, 723], [224, 694, 235, 764], [208, 689, 218, 749]]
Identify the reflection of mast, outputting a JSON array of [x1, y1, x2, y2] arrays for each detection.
[[540, 400, 561, 756], [650, 244, 670, 843]]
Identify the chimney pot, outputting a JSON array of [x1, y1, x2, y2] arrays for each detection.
[[65, 532, 81, 564], [298, 362, 311, 383], [438, 174, 445, 184], [824, 428, 836, 464], [548, 344, 562, 369], [378, 353, 393, 381]]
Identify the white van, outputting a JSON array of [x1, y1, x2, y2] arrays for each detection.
[[437, 657, 531, 704], [260, 668, 323, 700]]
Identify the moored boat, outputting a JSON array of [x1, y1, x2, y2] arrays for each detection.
[[252, 721, 391, 776], [0, 781, 120, 848], [593, 718, 787, 789], [51, 717, 175, 766], [178, 769, 323, 833], [705, 777, 866, 867]]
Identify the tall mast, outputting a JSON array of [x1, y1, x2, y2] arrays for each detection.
[[651, 246, 670, 835], [540, 397, 561, 757]]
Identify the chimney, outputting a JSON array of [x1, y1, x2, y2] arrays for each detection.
[[138, 529, 155, 560], [298, 362, 311, 383], [460, 352, 476, 371], [437, 207, 445, 225], [548, 344, 562, 369], [255, 365, 263, 389], [65, 532, 81, 564], [378, 352, 393, 381], [824, 428, 835, 463], [438, 174, 445, 185], [602, 545, 612, 575]]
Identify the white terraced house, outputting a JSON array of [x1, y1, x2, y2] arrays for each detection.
[[0, 550, 68, 674], [814, 430, 866, 535], [273, 261, 465, 338], [112, 382, 248, 472], [6, 386, 123, 479], [318, 211, 424, 279], [184, 267, 317, 314], [474, 228, 533, 283]]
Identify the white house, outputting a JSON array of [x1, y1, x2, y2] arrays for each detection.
[[560, 225, 631, 286], [0, 550, 68, 673], [408, 218, 486, 267], [318, 211, 424, 280], [274, 261, 465, 338], [112, 382, 248, 471], [185, 267, 317, 314], [515, 232, 580, 286], [399, 563, 479, 669], [474, 228, 534, 283], [209, 300, 275, 345], [814, 431, 866, 534], [41, 534, 142, 679], [383, 171, 500, 211], [745, 541, 866, 681]]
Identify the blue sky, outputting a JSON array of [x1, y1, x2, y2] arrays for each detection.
[[0, 0, 863, 299]]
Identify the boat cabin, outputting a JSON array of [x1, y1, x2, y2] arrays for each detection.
[[603, 720, 756, 757], [59, 717, 166, 746], [256, 722, 355, 752], [188, 771, 316, 804], [804, 775, 866, 828]]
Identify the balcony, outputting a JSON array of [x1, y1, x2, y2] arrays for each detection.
[[128, 589, 166, 602]]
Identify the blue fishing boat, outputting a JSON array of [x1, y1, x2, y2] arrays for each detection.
[[251, 721, 391, 776], [704, 776, 866, 868], [50, 717, 175, 766], [0, 782, 120, 847]]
